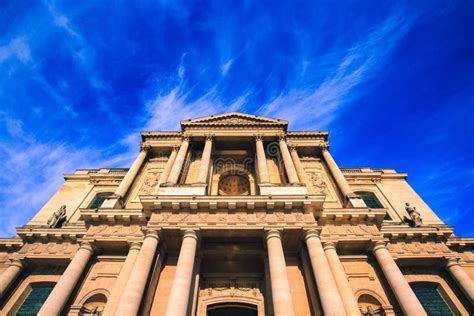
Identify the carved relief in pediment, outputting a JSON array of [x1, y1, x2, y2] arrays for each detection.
[[139, 170, 161, 195]]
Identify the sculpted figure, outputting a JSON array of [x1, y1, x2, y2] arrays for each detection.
[[405, 202, 423, 227], [310, 173, 326, 194], [364, 306, 375, 316], [47, 205, 67, 228]]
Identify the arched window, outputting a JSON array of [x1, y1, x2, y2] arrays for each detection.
[[16, 283, 55, 315], [89, 193, 113, 209], [410, 282, 455, 315], [355, 192, 383, 209]]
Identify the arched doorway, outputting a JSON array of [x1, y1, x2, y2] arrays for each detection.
[[207, 303, 258, 316]]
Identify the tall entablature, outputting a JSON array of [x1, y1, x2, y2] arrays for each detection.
[[0, 112, 473, 315]]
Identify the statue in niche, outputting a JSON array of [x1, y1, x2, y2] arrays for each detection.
[[310, 172, 326, 194], [363, 306, 375, 316], [47, 205, 67, 228], [403, 202, 423, 227]]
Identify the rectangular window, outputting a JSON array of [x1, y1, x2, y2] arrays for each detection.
[[412, 284, 453, 315], [16, 285, 54, 315], [90, 195, 108, 209]]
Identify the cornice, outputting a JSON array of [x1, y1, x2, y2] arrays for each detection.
[[317, 208, 387, 226], [80, 208, 147, 225], [141, 131, 182, 142], [446, 237, 474, 252], [0, 237, 23, 252], [16, 224, 87, 242], [139, 193, 325, 214], [381, 223, 453, 241]]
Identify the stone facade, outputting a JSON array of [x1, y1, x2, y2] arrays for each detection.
[[0, 112, 472, 315]]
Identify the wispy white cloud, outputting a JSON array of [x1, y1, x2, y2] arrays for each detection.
[[220, 59, 233, 76], [0, 36, 31, 63], [257, 13, 413, 130]]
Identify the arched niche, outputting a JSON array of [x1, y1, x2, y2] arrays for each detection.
[[356, 290, 387, 315], [78, 290, 109, 315]]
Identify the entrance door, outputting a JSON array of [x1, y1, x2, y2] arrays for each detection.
[[207, 303, 258, 316]]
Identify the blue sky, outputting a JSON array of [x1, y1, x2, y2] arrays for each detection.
[[0, 1, 473, 237]]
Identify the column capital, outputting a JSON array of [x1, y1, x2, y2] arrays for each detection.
[[140, 143, 152, 153], [320, 144, 329, 151], [254, 133, 264, 141], [322, 241, 338, 251], [372, 240, 387, 252], [446, 257, 460, 268], [204, 133, 214, 141], [128, 242, 142, 251], [265, 229, 282, 240], [181, 134, 190, 142], [9, 258, 24, 269], [79, 241, 94, 253], [143, 229, 160, 241], [171, 145, 180, 152], [278, 134, 287, 142], [289, 144, 297, 152], [182, 229, 199, 240], [304, 229, 320, 240]]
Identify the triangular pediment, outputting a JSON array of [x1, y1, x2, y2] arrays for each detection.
[[181, 112, 287, 126]]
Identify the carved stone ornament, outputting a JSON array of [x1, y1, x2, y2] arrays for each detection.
[[403, 202, 423, 227], [139, 170, 161, 195], [309, 172, 326, 194], [47, 205, 67, 228]]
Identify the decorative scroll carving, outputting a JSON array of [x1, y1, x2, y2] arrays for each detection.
[[387, 242, 450, 254], [309, 172, 326, 194], [200, 280, 262, 299], [89, 178, 121, 185], [19, 242, 78, 255], [47, 205, 67, 228], [152, 211, 312, 226], [87, 225, 142, 237], [322, 224, 379, 236]]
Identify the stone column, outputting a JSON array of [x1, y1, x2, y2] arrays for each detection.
[[373, 241, 426, 315], [321, 147, 365, 208], [166, 136, 190, 185], [266, 229, 295, 316], [305, 230, 346, 316], [255, 134, 270, 184], [158, 146, 179, 184], [323, 242, 360, 316], [116, 230, 160, 316], [196, 135, 213, 184], [102, 242, 141, 316], [116, 144, 150, 198], [165, 230, 198, 316], [38, 242, 94, 316], [446, 258, 473, 303], [290, 145, 307, 183], [0, 258, 24, 299], [279, 136, 299, 184]]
